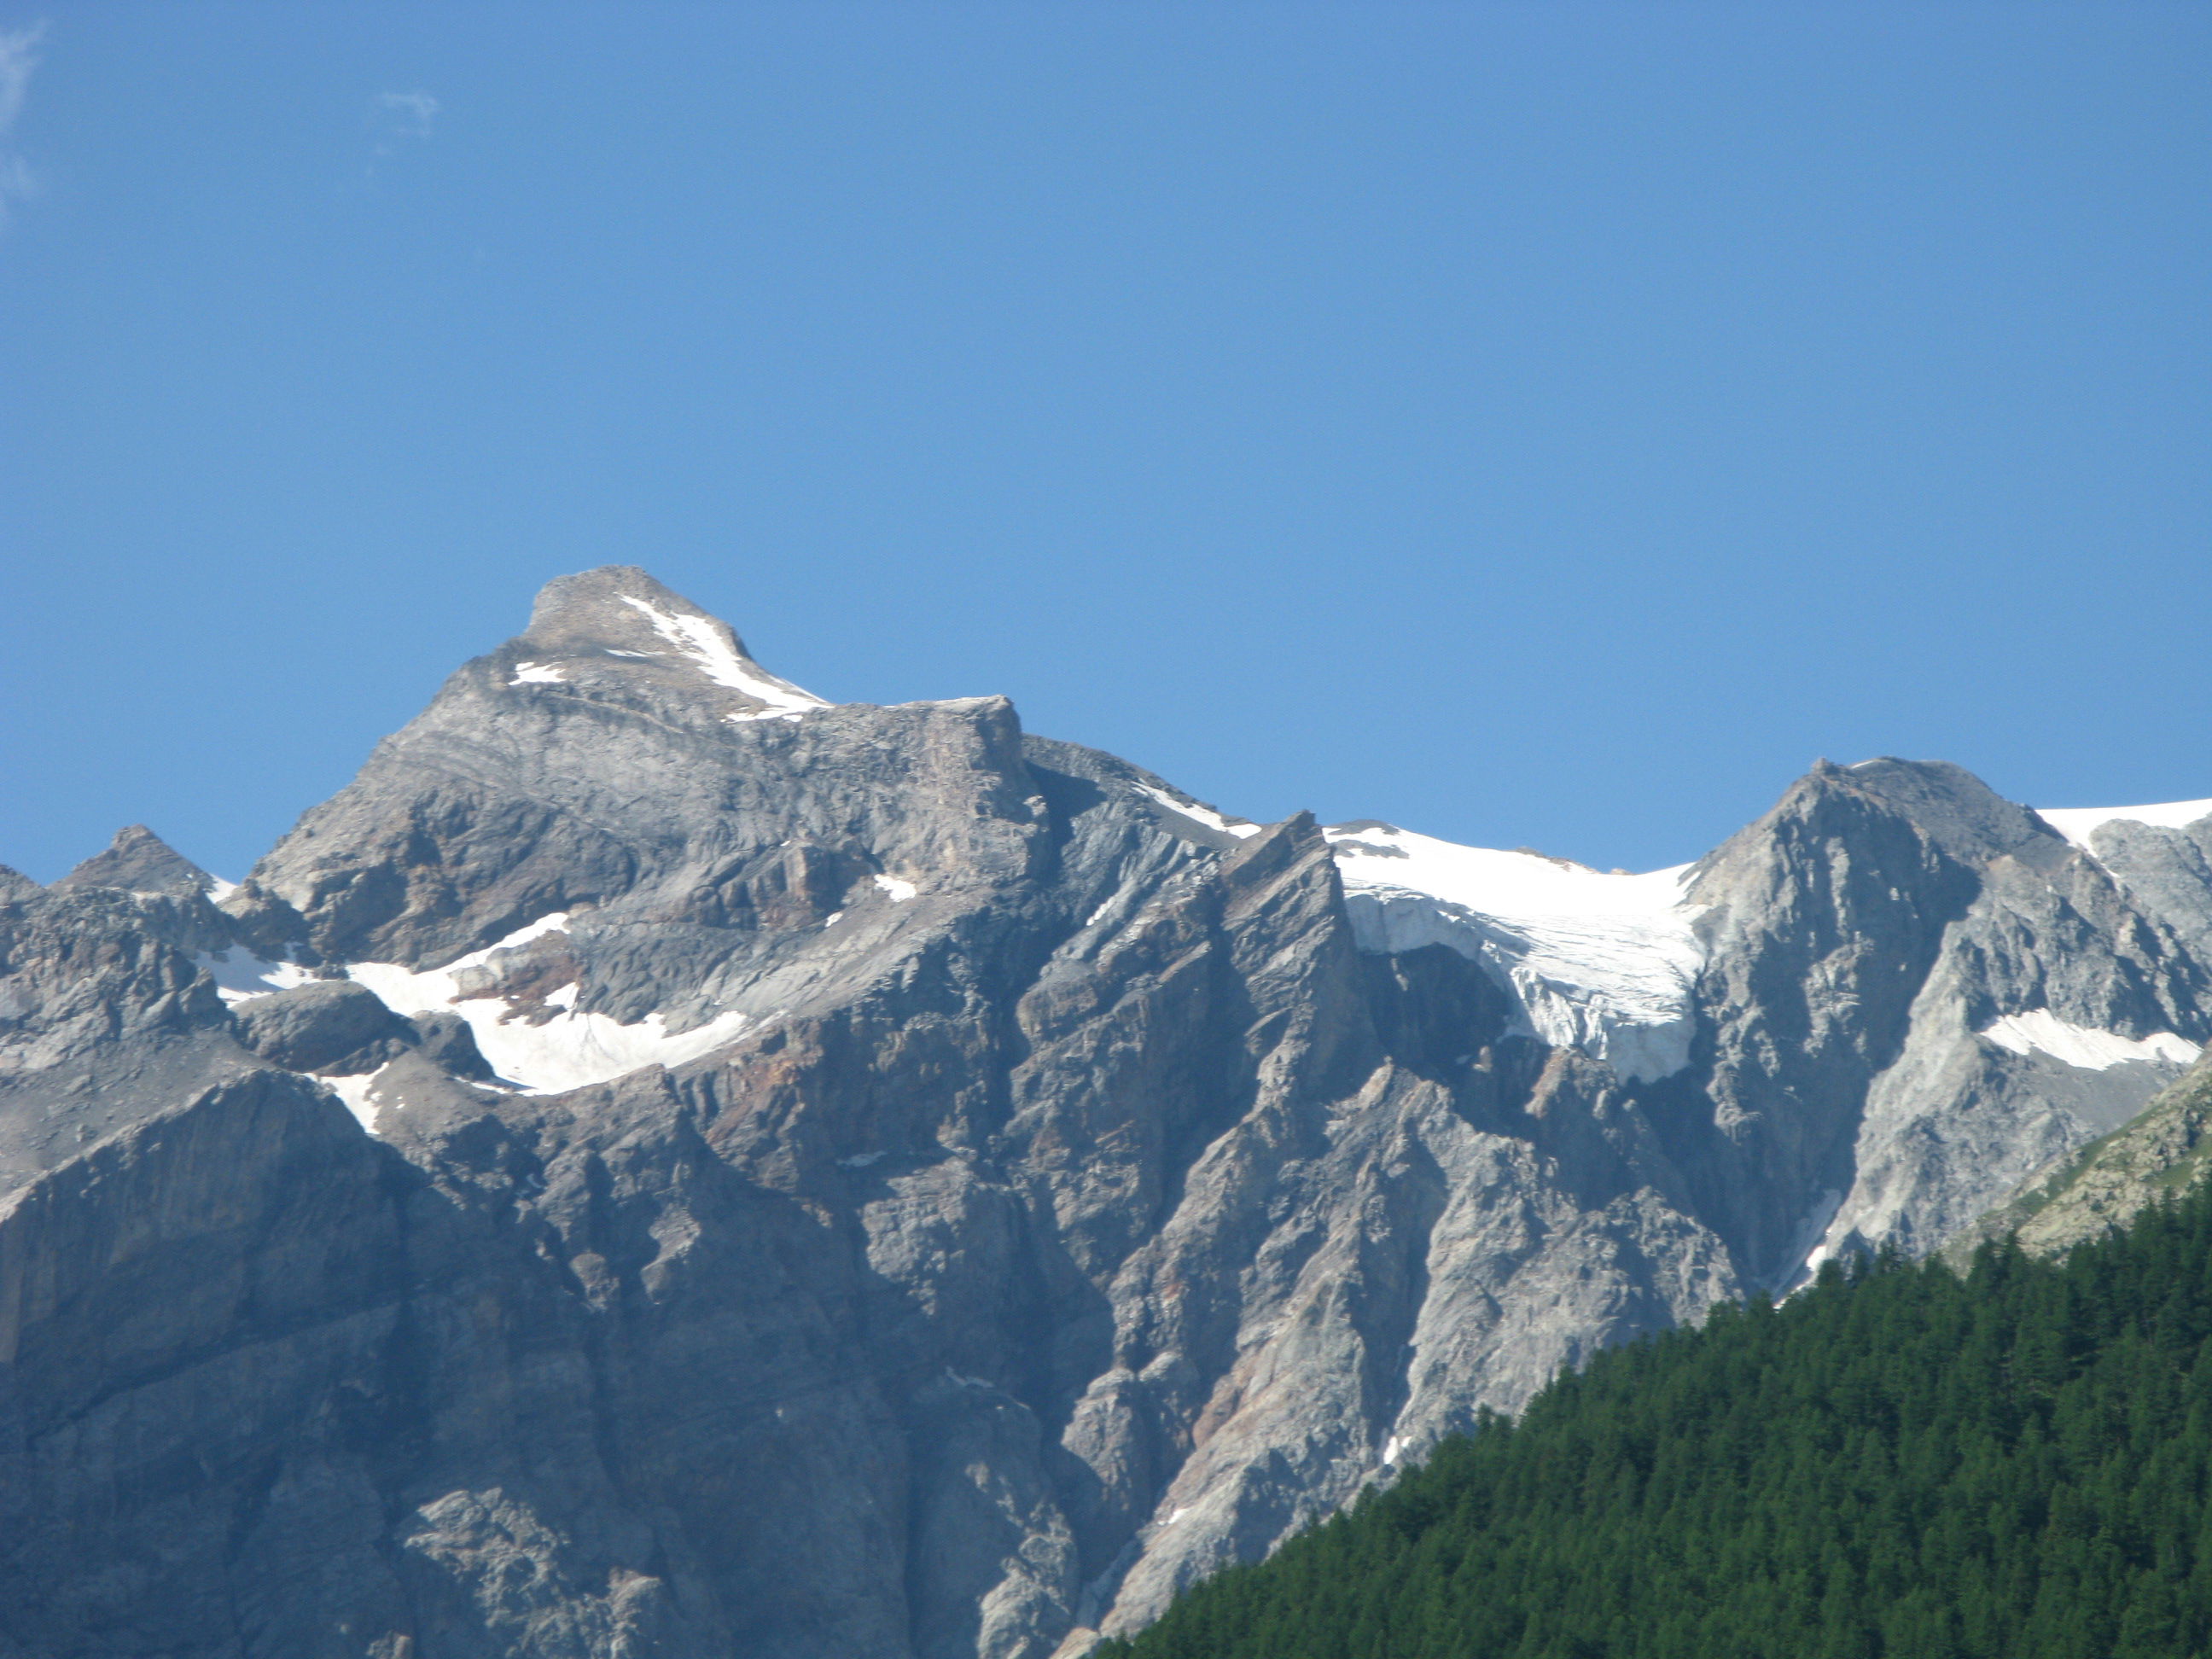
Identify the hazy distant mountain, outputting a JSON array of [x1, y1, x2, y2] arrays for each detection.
[[4, 568, 2209, 1658]]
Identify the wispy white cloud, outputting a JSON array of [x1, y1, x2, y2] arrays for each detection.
[[0, 21, 46, 231], [374, 89, 439, 148]]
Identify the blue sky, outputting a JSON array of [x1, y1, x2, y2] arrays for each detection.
[[2, 3, 2206, 882]]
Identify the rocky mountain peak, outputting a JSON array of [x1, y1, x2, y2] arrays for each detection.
[[1685, 755, 2063, 917], [1829, 756, 2063, 867], [504, 565, 829, 716], [13, 572, 2212, 1659], [51, 824, 220, 897]]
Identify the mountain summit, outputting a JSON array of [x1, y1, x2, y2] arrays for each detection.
[[4, 571, 2212, 1658], [508, 564, 831, 718], [52, 823, 222, 898]]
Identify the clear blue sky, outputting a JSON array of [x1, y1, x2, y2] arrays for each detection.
[[3, 3, 2206, 882]]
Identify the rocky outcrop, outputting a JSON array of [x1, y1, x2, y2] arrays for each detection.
[[5, 569, 2211, 1657], [1947, 1052, 2212, 1265], [0, 869, 249, 1195]]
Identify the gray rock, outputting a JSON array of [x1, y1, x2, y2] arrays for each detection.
[[51, 824, 221, 898], [405, 1010, 497, 1081], [0, 876, 251, 1195], [232, 978, 407, 1072], [9, 575, 2212, 1657], [1947, 1051, 2212, 1266]]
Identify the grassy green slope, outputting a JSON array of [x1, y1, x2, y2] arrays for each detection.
[[1946, 1056, 2212, 1268], [1103, 1185, 2212, 1659]]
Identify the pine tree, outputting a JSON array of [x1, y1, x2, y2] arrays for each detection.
[[1100, 1185, 2212, 1659]]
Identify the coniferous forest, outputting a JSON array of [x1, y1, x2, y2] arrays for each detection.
[[1102, 1185, 2212, 1659]]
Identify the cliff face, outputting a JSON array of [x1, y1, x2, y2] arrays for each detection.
[[4, 568, 2210, 1658]]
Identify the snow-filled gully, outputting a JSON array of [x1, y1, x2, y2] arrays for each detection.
[[199, 915, 753, 1132]]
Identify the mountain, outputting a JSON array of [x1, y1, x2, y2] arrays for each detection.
[[3, 567, 2209, 1658], [1947, 1052, 2212, 1266], [1094, 1172, 2212, 1659]]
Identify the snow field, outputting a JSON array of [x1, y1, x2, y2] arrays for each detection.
[[1325, 824, 1705, 1083]]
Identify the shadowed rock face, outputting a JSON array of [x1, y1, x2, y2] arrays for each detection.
[[231, 979, 408, 1071], [6, 571, 2212, 1658]]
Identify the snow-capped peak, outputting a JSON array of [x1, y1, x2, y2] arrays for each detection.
[[505, 568, 832, 719]]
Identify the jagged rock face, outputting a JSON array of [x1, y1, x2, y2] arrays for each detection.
[[5, 569, 2212, 1658], [1646, 756, 2209, 1278], [1675, 760, 2212, 1277], [0, 870, 247, 1193]]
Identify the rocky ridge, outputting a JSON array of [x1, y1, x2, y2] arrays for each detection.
[[2, 568, 2209, 1658], [1946, 1051, 2212, 1266]]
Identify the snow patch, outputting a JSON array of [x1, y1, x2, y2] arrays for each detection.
[[1785, 1188, 1848, 1290], [1382, 1435, 1405, 1466], [509, 661, 566, 685], [617, 595, 828, 714], [1135, 784, 1262, 841], [491, 912, 576, 952], [839, 1150, 887, 1168], [872, 874, 917, 903], [2034, 798, 2212, 847], [342, 914, 753, 1094], [195, 948, 317, 1004], [322, 1066, 390, 1134], [1326, 824, 1704, 1083], [1978, 1010, 2201, 1072]]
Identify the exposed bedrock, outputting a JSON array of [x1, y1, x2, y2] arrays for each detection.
[[6, 573, 2212, 1656]]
